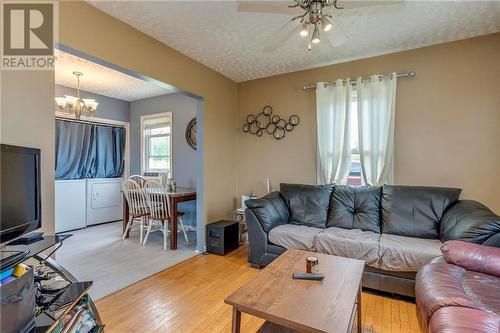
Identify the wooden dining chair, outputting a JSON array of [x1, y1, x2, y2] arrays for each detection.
[[143, 180, 189, 250], [128, 175, 147, 188], [121, 179, 149, 244]]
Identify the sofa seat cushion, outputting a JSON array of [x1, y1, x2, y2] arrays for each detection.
[[429, 307, 500, 333], [416, 263, 500, 326], [313, 227, 380, 266], [268, 224, 323, 251], [377, 234, 442, 271]]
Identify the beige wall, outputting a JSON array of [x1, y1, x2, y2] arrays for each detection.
[[0, 70, 56, 234], [59, 2, 238, 229], [238, 33, 500, 214]]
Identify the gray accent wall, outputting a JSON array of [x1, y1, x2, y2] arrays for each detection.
[[55, 84, 130, 122], [130, 93, 198, 188]]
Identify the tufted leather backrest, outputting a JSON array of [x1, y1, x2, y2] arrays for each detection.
[[245, 191, 289, 232], [440, 200, 500, 246], [381, 185, 461, 239], [327, 185, 382, 233], [280, 183, 333, 229]]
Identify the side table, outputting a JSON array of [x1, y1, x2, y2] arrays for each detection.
[[235, 208, 247, 244]]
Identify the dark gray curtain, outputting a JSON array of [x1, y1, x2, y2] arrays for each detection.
[[55, 120, 125, 180], [55, 120, 96, 179], [94, 126, 125, 178]]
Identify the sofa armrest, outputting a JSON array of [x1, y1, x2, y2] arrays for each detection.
[[441, 240, 500, 277], [440, 200, 500, 247], [245, 191, 289, 232], [245, 192, 289, 267]]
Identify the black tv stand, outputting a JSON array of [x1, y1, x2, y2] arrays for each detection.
[[0, 249, 29, 270], [9, 232, 45, 245], [1, 234, 104, 332]]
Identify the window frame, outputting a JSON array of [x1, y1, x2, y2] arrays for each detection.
[[347, 88, 362, 186], [140, 112, 173, 175]]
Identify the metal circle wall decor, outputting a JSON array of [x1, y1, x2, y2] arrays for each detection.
[[243, 106, 300, 141], [249, 121, 259, 134], [263, 105, 273, 116], [185, 118, 197, 150], [256, 112, 270, 129], [266, 123, 276, 135], [289, 115, 300, 126], [275, 118, 286, 128], [273, 127, 286, 140]]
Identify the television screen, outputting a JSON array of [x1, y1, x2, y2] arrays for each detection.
[[0, 144, 41, 244]]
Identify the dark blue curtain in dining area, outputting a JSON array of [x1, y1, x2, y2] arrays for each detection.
[[55, 120, 125, 180], [94, 125, 125, 178]]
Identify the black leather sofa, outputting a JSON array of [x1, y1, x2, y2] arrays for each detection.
[[245, 184, 500, 297]]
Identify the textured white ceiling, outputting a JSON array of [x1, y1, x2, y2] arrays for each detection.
[[88, 1, 500, 82], [55, 49, 173, 101]]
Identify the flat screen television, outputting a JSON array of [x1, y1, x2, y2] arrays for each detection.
[[0, 144, 41, 244]]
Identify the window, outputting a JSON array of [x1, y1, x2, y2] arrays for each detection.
[[347, 89, 361, 186], [141, 113, 172, 175]]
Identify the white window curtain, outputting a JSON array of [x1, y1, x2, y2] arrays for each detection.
[[356, 73, 397, 186], [316, 79, 352, 185]]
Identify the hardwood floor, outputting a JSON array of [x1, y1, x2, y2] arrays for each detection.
[[96, 246, 421, 333]]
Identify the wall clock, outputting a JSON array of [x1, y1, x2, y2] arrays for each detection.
[[185, 118, 197, 150]]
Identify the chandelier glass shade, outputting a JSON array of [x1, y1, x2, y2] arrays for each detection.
[[291, 0, 339, 51], [55, 71, 98, 120]]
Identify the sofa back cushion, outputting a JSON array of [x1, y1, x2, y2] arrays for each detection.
[[440, 200, 500, 246], [245, 191, 289, 232], [381, 185, 461, 239], [327, 185, 382, 233], [280, 183, 333, 228]]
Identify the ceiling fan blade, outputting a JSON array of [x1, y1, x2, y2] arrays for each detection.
[[237, 1, 302, 15], [328, 25, 347, 47], [334, 0, 403, 9], [262, 21, 298, 53]]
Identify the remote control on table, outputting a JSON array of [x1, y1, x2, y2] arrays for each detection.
[[292, 272, 325, 281]]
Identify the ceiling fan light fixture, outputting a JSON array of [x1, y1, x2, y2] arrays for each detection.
[[312, 25, 320, 44], [299, 22, 309, 37], [322, 17, 333, 32]]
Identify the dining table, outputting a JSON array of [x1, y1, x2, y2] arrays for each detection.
[[122, 186, 196, 250]]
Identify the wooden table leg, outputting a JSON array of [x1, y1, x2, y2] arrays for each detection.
[[123, 194, 130, 238], [357, 284, 362, 333], [231, 307, 241, 333], [170, 196, 178, 250]]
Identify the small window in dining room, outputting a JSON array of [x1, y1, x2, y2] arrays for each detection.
[[141, 113, 172, 175], [347, 89, 361, 186]]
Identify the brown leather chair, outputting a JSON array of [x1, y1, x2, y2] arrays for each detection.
[[415, 240, 500, 333]]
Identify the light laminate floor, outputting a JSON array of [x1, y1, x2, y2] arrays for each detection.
[[56, 221, 197, 300], [97, 245, 421, 333]]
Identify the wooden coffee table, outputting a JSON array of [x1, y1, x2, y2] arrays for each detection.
[[224, 249, 364, 333]]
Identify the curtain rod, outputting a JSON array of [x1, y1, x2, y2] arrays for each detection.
[[55, 116, 125, 129], [302, 71, 416, 91]]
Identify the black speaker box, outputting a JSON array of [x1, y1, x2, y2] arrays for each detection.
[[206, 220, 239, 255]]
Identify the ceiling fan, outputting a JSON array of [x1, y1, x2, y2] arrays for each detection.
[[238, 0, 401, 52]]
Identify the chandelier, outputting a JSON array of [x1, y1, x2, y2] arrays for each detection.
[[291, 0, 339, 51], [55, 71, 98, 120]]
